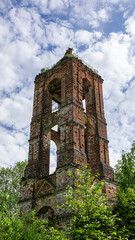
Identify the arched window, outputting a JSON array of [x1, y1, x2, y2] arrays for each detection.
[[82, 99, 86, 113], [48, 78, 61, 113], [82, 78, 91, 114], [50, 140, 57, 174], [36, 206, 54, 222], [46, 123, 60, 175]]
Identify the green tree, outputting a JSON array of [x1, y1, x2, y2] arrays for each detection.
[[0, 161, 27, 211], [0, 205, 67, 240], [3, 159, 135, 239], [0, 204, 23, 240], [64, 167, 119, 240], [115, 141, 135, 192], [0, 161, 67, 240], [113, 142, 135, 239], [113, 188, 135, 240]]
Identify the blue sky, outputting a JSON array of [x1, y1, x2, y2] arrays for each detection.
[[0, 0, 135, 173]]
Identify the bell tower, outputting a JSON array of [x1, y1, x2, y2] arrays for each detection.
[[19, 49, 117, 228]]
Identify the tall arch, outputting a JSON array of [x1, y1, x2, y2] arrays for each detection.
[[48, 78, 61, 113], [46, 123, 60, 174], [82, 78, 91, 114], [36, 206, 54, 222], [50, 140, 57, 174]]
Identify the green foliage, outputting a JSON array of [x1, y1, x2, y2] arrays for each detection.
[[0, 205, 23, 240], [114, 141, 135, 239], [0, 206, 67, 240], [64, 54, 78, 58], [113, 188, 135, 239], [40, 54, 77, 74], [52, 60, 62, 68], [22, 211, 67, 240], [0, 161, 27, 212], [40, 68, 49, 73], [64, 167, 119, 240], [1, 155, 135, 239], [115, 141, 135, 192], [0, 161, 67, 240]]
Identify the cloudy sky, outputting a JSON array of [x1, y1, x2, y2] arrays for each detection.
[[0, 0, 135, 173]]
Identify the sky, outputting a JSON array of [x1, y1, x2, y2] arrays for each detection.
[[0, 0, 135, 173]]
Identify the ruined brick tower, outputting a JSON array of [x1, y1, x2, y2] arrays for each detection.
[[19, 49, 117, 228]]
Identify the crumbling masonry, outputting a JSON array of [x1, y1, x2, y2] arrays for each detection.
[[19, 49, 117, 228]]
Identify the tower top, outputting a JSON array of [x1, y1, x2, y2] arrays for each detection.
[[64, 47, 73, 55]]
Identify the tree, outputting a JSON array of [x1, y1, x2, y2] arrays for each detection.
[[64, 167, 119, 240], [113, 142, 135, 239], [0, 161, 68, 240], [0, 161, 27, 211], [0, 205, 67, 240], [113, 188, 135, 240], [115, 141, 135, 192], [2, 160, 135, 239]]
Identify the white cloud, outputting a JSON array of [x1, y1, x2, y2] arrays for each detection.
[[0, 126, 28, 167], [4, 0, 135, 30], [107, 0, 132, 3], [74, 30, 102, 47], [0, 0, 13, 13], [98, 8, 109, 21], [13, 0, 110, 28], [125, 11, 135, 37], [22, 0, 50, 14], [22, 0, 69, 15], [45, 22, 74, 49], [49, 0, 65, 11], [70, 1, 111, 28], [0, 95, 32, 129]]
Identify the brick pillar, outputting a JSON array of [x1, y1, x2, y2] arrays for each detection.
[[24, 74, 52, 178]]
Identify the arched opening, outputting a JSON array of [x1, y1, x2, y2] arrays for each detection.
[[82, 99, 86, 113], [46, 122, 58, 134], [48, 78, 61, 113], [82, 78, 91, 114], [50, 140, 57, 174], [36, 206, 54, 222], [52, 100, 59, 112], [46, 123, 60, 175]]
